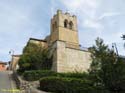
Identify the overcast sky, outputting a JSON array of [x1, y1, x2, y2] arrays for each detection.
[[0, 0, 125, 62]]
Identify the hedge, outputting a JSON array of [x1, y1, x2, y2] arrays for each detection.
[[23, 70, 91, 81], [23, 70, 111, 92], [23, 70, 56, 81], [57, 72, 89, 79], [39, 76, 109, 93]]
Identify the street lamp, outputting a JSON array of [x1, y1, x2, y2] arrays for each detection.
[[9, 49, 14, 70], [9, 49, 14, 55]]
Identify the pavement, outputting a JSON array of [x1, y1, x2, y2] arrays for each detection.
[[0, 71, 19, 93]]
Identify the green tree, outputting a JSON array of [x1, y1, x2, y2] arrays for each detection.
[[89, 37, 125, 92], [18, 43, 52, 73]]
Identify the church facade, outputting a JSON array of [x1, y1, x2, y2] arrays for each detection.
[[28, 10, 92, 72]]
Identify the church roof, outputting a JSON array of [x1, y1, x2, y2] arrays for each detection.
[[12, 55, 21, 57], [29, 38, 47, 42]]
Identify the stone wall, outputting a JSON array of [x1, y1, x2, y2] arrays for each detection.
[[11, 55, 20, 70], [51, 41, 91, 73], [58, 27, 79, 48], [65, 47, 91, 72]]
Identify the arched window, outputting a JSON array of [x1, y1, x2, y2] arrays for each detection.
[[69, 21, 73, 29], [64, 19, 68, 28]]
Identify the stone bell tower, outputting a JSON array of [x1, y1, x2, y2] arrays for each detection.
[[50, 10, 79, 49], [49, 10, 91, 73]]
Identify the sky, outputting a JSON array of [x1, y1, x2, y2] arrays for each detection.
[[0, 0, 125, 62]]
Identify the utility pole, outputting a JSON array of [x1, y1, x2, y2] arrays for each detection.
[[121, 34, 125, 48], [121, 34, 125, 40], [112, 43, 119, 56]]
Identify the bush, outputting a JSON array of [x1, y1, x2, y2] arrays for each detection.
[[24, 71, 110, 92], [23, 70, 56, 81], [18, 43, 52, 73], [39, 76, 98, 93], [57, 72, 89, 79], [23, 70, 90, 81], [17, 69, 24, 75], [23, 70, 95, 81]]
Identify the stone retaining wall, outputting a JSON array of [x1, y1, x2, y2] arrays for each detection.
[[12, 71, 48, 93]]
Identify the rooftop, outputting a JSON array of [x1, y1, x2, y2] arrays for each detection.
[[29, 38, 47, 42]]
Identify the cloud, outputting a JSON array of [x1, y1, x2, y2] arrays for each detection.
[[59, 0, 102, 31], [60, 0, 99, 11], [83, 12, 121, 31], [98, 12, 121, 20], [0, 0, 125, 61], [0, 0, 51, 61], [60, 0, 99, 19], [58, 0, 125, 56], [83, 19, 102, 30]]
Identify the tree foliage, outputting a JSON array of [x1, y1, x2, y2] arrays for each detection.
[[18, 42, 52, 73], [89, 37, 125, 92]]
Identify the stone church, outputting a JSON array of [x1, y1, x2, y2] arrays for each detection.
[[28, 10, 91, 73]]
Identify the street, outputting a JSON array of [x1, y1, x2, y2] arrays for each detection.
[[0, 71, 17, 93]]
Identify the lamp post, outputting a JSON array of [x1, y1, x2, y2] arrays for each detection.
[[9, 49, 14, 55], [9, 49, 14, 70]]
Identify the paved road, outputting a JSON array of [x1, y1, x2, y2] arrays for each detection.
[[0, 71, 17, 93]]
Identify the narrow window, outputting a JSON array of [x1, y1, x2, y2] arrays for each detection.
[[52, 24, 54, 31], [52, 21, 57, 32], [69, 21, 73, 29], [55, 21, 57, 28], [64, 19, 68, 28]]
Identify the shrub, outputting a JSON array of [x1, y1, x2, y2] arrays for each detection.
[[23, 70, 90, 81], [18, 43, 52, 73], [39, 76, 96, 93], [17, 69, 24, 75], [57, 72, 89, 79], [23, 70, 56, 81]]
